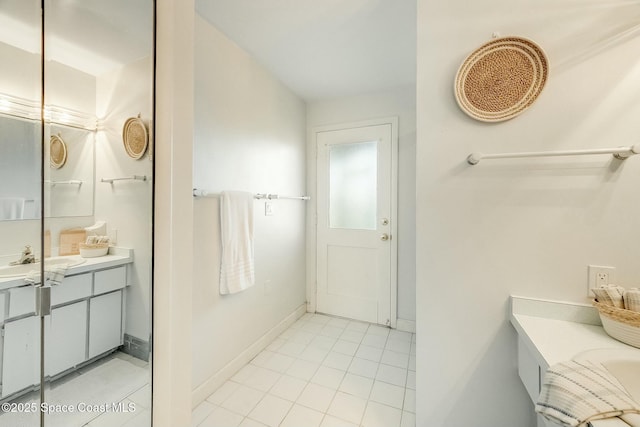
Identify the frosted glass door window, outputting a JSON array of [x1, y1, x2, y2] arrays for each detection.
[[329, 141, 377, 230]]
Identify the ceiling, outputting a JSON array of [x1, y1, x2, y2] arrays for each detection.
[[1, 0, 416, 96], [195, 0, 417, 101], [0, 0, 153, 76]]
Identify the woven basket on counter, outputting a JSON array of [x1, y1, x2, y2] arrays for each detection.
[[79, 243, 109, 258], [594, 300, 640, 348]]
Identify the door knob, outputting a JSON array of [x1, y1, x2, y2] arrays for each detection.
[[380, 233, 390, 241]]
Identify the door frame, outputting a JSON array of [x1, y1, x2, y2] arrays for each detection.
[[307, 117, 398, 328]]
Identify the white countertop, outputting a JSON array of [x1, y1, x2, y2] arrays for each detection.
[[0, 247, 133, 291], [510, 296, 638, 370]]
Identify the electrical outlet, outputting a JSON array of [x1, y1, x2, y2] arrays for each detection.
[[587, 265, 616, 296]]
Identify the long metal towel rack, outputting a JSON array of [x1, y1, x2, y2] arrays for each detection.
[[101, 175, 148, 183], [45, 180, 83, 185], [193, 188, 310, 201], [467, 144, 640, 165]]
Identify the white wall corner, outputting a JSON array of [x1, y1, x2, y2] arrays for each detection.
[[191, 304, 306, 407], [396, 318, 416, 333], [153, 0, 195, 426]]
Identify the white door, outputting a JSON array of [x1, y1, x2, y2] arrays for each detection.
[[316, 120, 397, 326]]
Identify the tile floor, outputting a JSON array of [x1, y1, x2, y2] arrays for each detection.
[[192, 313, 416, 427], [0, 351, 150, 427]]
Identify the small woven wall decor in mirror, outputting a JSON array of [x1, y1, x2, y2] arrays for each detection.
[[122, 114, 149, 159], [454, 36, 549, 123], [50, 133, 67, 169]]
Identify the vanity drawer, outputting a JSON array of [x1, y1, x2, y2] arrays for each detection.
[[8, 286, 36, 318], [94, 266, 127, 295], [51, 273, 92, 306]]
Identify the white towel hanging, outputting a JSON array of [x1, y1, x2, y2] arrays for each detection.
[[219, 191, 255, 295], [0, 198, 25, 220]]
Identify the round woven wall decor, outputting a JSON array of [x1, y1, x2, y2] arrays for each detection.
[[50, 134, 67, 169], [122, 115, 148, 159], [454, 36, 549, 122]]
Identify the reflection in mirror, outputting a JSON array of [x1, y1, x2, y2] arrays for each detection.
[[0, 0, 42, 225], [0, 1, 42, 426], [0, 0, 153, 425], [43, 0, 154, 425], [0, 116, 41, 221], [44, 125, 95, 218]]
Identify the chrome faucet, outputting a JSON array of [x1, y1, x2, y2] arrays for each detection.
[[10, 245, 36, 265]]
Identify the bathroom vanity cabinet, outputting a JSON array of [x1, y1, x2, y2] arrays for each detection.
[[510, 296, 632, 427], [0, 255, 131, 399]]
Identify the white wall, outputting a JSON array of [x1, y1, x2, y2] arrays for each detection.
[[153, 0, 194, 423], [192, 14, 307, 399], [46, 61, 96, 113], [416, 1, 640, 426], [0, 221, 39, 260], [0, 42, 39, 102], [96, 56, 154, 343], [306, 87, 417, 323]]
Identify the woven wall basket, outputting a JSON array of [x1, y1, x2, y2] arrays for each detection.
[[122, 115, 148, 159], [50, 134, 67, 169], [454, 36, 549, 122]]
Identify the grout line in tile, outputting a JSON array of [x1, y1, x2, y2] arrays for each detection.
[[197, 313, 416, 427]]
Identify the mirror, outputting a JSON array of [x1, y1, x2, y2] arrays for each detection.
[[44, 125, 95, 218], [0, 0, 98, 222], [0, 0, 154, 426], [0, 0, 42, 223], [0, 116, 41, 221]]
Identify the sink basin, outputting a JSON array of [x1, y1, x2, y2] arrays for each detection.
[[0, 256, 86, 279], [574, 348, 640, 401]]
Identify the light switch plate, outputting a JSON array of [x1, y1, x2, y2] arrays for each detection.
[[265, 202, 274, 216]]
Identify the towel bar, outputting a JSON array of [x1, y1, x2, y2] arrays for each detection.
[[467, 144, 640, 165], [193, 189, 310, 201]]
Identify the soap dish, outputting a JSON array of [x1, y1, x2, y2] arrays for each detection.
[[79, 243, 109, 258], [594, 300, 640, 348]]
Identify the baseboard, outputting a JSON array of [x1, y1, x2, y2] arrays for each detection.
[[191, 303, 307, 408], [396, 318, 416, 333], [121, 333, 151, 362]]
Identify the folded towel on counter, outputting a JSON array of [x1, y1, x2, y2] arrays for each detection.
[[219, 191, 255, 295], [592, 285, 625, 309], [536, 360, 640, 427], [623, 289, 640, 313], [24, 265, 69, 286]]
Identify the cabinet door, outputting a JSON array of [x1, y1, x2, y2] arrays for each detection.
[[2, 316, 39, 397], [89, 291, 122, 358], [45, 301, 88, 377]]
